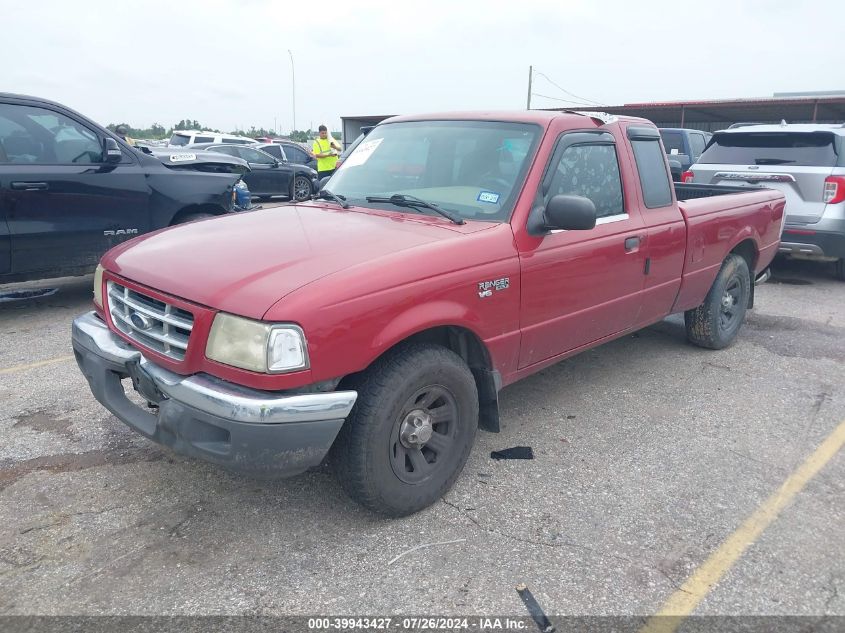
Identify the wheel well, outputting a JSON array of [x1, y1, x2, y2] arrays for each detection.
[[169, 203, 226, 226], [730, 239, 758, 273], [340, 326, 502, 432], [730, 239, 758, 308]]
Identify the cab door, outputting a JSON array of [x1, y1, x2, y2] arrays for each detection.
[[0, 200, 9, 276], [0, 100, 148, 278], [517, 130, 647, 368]]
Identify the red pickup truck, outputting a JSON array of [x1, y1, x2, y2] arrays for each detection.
[[72, 111, 785, 516]]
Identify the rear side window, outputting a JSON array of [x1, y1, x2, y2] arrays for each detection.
[[221, 138, 247, 144], [631, 139, 673, 208], [194, 136, 214, 144], [699, 132, 837, 167], [546, 143, 624, 218]]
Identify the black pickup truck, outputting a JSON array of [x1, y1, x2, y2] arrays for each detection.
[[0, 94, 248, 284]]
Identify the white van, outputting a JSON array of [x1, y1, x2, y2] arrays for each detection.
[[168, 130, 257, 147]]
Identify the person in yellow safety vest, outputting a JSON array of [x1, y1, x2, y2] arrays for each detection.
[[312, 125, 341, 179]]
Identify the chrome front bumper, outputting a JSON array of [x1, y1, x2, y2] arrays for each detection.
[[72, 311, 357, 476]]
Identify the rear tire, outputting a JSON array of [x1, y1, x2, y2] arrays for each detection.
[[835, 258, 845, 281], [685, 254, 751, 350], [331, 343, 478, 517]]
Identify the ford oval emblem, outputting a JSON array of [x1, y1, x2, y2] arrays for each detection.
[[130, 312, 154, 331]]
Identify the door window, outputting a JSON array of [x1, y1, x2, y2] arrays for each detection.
[[0, 103, 102, 164], [546, 143, 624, 218], [237, 147, 275, 165], [261, 145, 284, 160], [285, 146, 308, 163]]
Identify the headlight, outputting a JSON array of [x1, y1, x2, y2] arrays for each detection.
[[206, 313, 308, 374], [93, 264, 104, 307]]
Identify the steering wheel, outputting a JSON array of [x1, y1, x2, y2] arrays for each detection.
[[478, 173, 511, 192]]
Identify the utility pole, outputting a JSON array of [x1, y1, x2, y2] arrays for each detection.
[[288, 50, 296, 134], [526, 65, 533, 110]]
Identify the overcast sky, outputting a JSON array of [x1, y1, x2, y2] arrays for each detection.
[[3, 0, 843, 134]]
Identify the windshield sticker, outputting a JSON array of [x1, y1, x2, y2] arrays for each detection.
[[477, 190, 500, 204], [169, 153, 196, 162], [342, 138, 384, 168]]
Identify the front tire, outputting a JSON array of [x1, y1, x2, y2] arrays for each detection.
[[291, 175, 312, 202], [685, 254, 751, 350], [331, 343, 479, 517]]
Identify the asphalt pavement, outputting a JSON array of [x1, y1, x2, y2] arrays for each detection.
[[0, 259, 842, 619]]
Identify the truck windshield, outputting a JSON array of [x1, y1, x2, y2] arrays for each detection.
[[698, 131, 837, 167], [327, 120, 540, 222]]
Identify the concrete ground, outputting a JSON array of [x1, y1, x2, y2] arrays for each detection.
[[0, 258, 842, 618]]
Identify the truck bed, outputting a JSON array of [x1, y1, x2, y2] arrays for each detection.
[[671, 186, 786, 313], [673, 182, 757, 201]]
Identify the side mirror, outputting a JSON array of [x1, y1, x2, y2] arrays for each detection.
[[667, 158, 683, 182], [103, 137, 122, 163], [541, 195, 596, 231], [318, 176, 331, 191]]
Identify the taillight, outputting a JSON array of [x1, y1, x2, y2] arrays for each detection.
[[823, 176, 845, 204], [681, 170, 694, 183]]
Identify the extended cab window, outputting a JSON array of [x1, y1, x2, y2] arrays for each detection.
[[698, 132, 837, 167], [0, 103, 102, 164], [631, 139, 673, 208], [546, 144, 624, 218]]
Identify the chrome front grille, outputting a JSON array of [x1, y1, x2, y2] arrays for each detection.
[[107, 281, 194, 361]]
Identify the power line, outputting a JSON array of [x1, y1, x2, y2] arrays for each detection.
[[532, 70, 606, 107], [531, 92, 597, 106]]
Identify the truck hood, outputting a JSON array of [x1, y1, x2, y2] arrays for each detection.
[[103, 203, 492, 319]]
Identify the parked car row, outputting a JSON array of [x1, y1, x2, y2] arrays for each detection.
[[185, 142, 318, 201]]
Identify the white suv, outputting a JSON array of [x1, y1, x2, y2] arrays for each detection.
[[168, 130, 256, 147], [685, 123, 845, 280]]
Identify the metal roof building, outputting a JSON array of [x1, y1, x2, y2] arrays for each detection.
[[543, 91, 845, 131], [343, 92, 845, 138]]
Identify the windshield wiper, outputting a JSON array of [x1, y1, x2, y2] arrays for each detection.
[[314, 189, 349, 209], [364, 194, 465, 225]]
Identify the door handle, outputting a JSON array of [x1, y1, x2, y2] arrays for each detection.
[[624, 236, 641, 252], [11, 181, 49, 191]]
